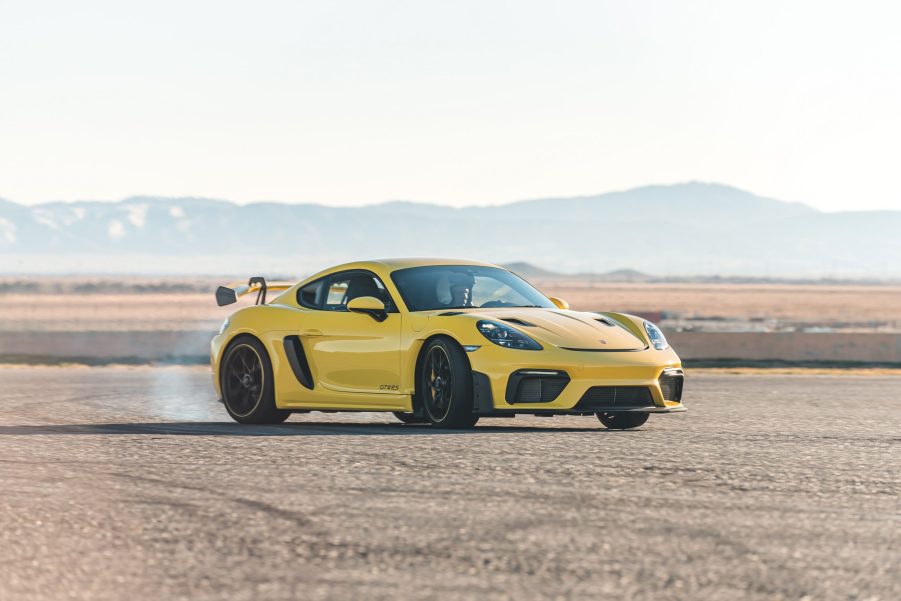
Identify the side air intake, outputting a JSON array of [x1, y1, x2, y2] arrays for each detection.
[[283, 335, 314, 389]]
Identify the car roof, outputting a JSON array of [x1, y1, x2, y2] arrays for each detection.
[[324, 257, 499, 274], [374, 257, 498, 270]]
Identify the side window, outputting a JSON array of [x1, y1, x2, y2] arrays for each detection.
[[371, 278, 392, 310], [297, 279, 324, 309], [321, 271, 396, 312], [325, 279, 350, 309]]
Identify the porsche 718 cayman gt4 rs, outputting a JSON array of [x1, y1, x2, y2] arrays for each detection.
[[211, 258, 685, 429]]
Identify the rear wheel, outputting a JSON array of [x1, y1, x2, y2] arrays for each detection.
[[221, 336, 290, 424], [597, 412, 649, 429], [420, 338, 479, 429]]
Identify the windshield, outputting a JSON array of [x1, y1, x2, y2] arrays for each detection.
[[390, 265, 555, 312]]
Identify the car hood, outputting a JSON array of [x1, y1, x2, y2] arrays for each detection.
[[451, 308, 648, 351]]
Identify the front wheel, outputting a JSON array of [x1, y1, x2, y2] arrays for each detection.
[[419, 338, 479, 429], [597, 412, 649, 430], [221, 336, 290, 424]]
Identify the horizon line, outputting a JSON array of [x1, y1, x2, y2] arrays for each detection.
[[1, 180, 822, 211]]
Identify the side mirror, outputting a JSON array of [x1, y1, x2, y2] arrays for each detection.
[[215, 286, 237, 306], [548, 296, 570, 310], [347, 296, 388, 322]]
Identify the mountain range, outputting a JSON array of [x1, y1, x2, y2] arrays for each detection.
[[1, 182, 899, 277]]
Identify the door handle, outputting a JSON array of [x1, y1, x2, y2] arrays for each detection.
[[300, 329, 323, 337]]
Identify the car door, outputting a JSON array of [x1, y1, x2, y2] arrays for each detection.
[[299, 270, 403, 399]]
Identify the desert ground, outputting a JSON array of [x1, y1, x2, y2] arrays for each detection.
[[2, 278, 900, 333], [532, 280, 901, 324], [0, 367, 898, 600]]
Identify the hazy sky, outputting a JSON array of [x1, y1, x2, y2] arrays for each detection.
[[1, 1, 899, 211]]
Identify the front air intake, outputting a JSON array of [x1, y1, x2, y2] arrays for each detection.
[[505, 370, 570, 404], [573, 387, 655, 410], [659, 368, 684, 402]]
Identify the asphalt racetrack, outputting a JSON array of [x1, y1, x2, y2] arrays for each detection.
[[0, 367, 898, 600]]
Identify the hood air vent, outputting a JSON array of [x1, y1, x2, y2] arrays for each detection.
[[502, 318, 536, 327]]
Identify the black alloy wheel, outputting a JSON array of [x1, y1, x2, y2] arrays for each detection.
[[224, 344, 263, 416], [424, 345, 453, 421], [221, 336, 290, 424], [419, 338, 478, 428], [597, 412, 649, 430]]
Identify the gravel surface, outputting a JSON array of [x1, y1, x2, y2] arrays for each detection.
[[0, 367, 898, 600]]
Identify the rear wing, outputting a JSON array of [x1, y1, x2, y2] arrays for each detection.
[[215, 277, 295, 306]]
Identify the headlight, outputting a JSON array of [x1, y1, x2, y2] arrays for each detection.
[[643, 320, 668, 350], [476, 320, 542, 350], [218, 317, 230, 335]]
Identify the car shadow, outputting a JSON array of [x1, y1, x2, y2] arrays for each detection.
[[0, 421, 614, 437]]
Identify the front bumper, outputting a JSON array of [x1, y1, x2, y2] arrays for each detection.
[[504, 404, 687, 415], [467, 344, 686, 414]]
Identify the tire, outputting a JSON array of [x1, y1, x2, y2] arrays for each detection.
[[392, 411, 428, 425], [597, 412, 649, 430], [220, 336, 290, 424], [419, 337, 479, 429]]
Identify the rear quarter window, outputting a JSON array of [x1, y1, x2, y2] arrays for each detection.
[[297, 279, 324, 309]]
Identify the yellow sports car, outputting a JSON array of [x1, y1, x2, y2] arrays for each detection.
[[211, 258, 685, 429]]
